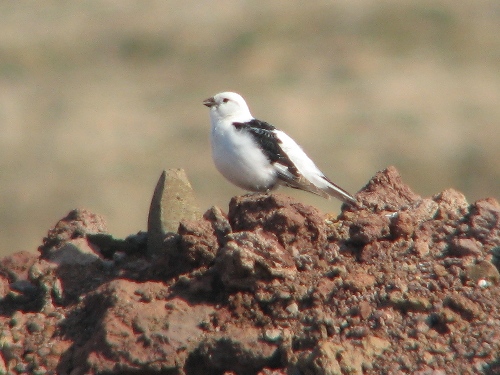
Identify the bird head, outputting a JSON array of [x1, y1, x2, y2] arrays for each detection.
[[203, 92, 253, 122]]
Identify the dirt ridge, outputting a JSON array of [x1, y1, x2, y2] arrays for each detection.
[[1, 166, 499, 375]]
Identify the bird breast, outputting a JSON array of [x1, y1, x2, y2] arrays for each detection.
[[211, 122, 277, 192]]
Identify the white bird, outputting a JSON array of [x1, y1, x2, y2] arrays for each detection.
[[203, 92, 357, 204]]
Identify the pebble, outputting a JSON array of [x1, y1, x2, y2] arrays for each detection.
[[263, 329, 282, 342], [286, 302, 299, 315], [478, 279, 491, 288]]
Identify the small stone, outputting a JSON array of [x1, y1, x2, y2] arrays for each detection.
[[388, 292, 432, 312], [359, 301, 372, 320], [433, 189, 469, 220], [363, 336, 391, 356], [433, 264, 448, 277], [478, 279, 491, 288], [39, 209, 108, 257], [263, 329, 282, 342], [27, 321, 44, 333], [466, 260, 500, 284], [413, 240, 430, 257], [468, 198, 500, 247], [423, 352, 435, 364], [37, 347, 51, 357], [44, 238, 102, 265], [349, 212, 391, 244], [344, 272, 376, 292], [444, 293, 485, 320], [302, 341, 343, 375], [390, 211, 415, 238], [448, 238, 482, 257], [286, 302, 299, 315], [178, 219, 218, 267], [411, 199, 439, 223], [147, 169, 201, 257], [203, 206, 232, 244]]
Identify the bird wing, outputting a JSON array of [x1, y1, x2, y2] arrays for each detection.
[[272, 129, 357, 204], [232, 119, 290, 166], [232, 119, 330, 198], [273, 163, 330, 198]]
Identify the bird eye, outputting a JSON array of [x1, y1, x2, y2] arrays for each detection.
[[222, 98, 229, 103]]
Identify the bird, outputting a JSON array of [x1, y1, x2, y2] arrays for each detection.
[[203, 91, 357, 204]]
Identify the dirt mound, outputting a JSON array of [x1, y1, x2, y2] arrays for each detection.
[[1, 166, 500, 375]]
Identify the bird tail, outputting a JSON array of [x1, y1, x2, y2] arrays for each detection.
[[321, 176, 357, 205], [274, 163, 357, 204]]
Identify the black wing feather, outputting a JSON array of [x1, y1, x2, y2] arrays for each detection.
[[232, 119, 299, 176], [232, 119, 337, 199]]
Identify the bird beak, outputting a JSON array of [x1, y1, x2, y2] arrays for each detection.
[[203, 97, 216, 108]]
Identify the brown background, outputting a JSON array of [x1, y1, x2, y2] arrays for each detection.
[[1, 0, 499, 255]]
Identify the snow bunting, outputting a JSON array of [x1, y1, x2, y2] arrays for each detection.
[[203, 92, 356, 204]]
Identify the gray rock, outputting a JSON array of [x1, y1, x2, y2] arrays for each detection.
[[44, 238, 102, 265], [147, 169, 201, 257]]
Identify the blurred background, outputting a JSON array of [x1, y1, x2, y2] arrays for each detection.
[[1, 0, 499, 256]]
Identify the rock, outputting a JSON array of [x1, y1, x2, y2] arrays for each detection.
[[147, 169, 201, 257], [433, 264, 448, 277], [0, 251, 38, 283], [433, 189, 469, 220], [467, 198, 500, 250], [185, 326, 279, 374], [359, 301, 372, 320], [466, 260, 500, 284], [387, 292, 432, 312], [355, 166, 422, 211], [413, 239, 431, 257], [42, 238, 102, 265], [294, 337, 390, 375], [215, 230, 297, 290], [298, 341, 343, 375], [388, 199, 439, 239], [178, 218, 218, 268], [443, 293, 485, 321], [286, 302, 299, 315], [203, 206, 232, 246], [411, 198, 440, 223], [389, 211, 415, 238], [61, 280, 215, 374], [447, 238, 482, 257], [347, 211, 391, 245], [263, 328, 282, 342], [228, 193, 327, 252], [39, 209, 108, 258], [343, 271, 376, 292]]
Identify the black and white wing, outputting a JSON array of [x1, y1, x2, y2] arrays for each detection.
[[232, 119, 332, 198]]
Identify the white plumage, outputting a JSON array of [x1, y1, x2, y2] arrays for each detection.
[[203, 92, 356, 204]]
